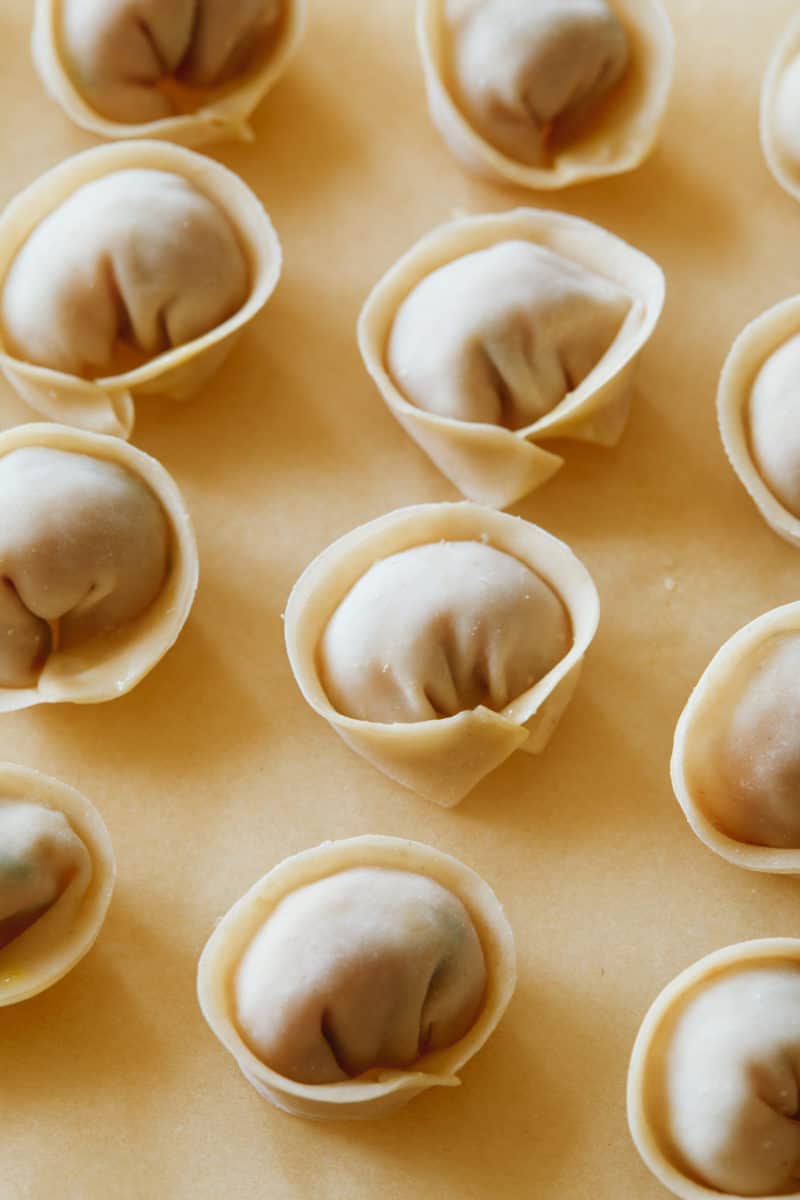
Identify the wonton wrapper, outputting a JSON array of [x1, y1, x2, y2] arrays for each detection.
[[197, 835, 516, 1119], [672, 601, 800, 874], [0, 423, 198, 712], [628, 939, 800, 1200], [284, 502, 599, 807], [417, 0, 674, 190], [718, 296, 800, 547], [358, 209, 665, 510], [0, 763, 115, 1006], [32, 0, 307, 147], [0, 140, 282, 439], [761, 13, 800, 203]]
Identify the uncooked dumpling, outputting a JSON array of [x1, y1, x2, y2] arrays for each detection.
[[198, 835, 516, 1116], [1, 169, 249, 380], [716, 298, 800, 546], [418, 0, 675, 191], [663, 963, 800, 1196], [629, 942, 800, 1198], [235, 866, 486, 1084], [0, 764, 116, 1006], [670, 602, 800, 870], [319, 540, 570, 723], [387, 241, 631, 430], [0, 447, 169, 688], [61, 0, 283, 124], [448, 0, 629, 166], [749, 334, 800, 518], [360, 210, 666, 508], [0, 802, 90, 949], [286, 503, 598, 806]]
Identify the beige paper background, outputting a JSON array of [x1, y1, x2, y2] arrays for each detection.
[[1, 2, 799, 1196]]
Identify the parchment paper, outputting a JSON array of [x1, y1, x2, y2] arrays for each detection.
[[2, 3, 799, 1197]]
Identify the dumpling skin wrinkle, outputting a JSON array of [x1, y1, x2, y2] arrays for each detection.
[[450, 0, 630, 166], [0, 447, 169, 685], [234, 867, 487, 1085], [319, 540, 570, 723], [387, 241, 630, 430], [0, 169, 249, 379], [61, 0, 283, 123], [0, 578, 50, 689], [181, 0, 283, 86]]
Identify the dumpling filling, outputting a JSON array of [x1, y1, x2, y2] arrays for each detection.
[[61, 0, 284, 123], [447, 0, 630, 165], [1, 169, 249, 379], [0, 801, 91, 949], [705, 633, 800, 849], [234, 866, 486, 1084], [749, 333, 800, 517], [387, 241, 631, 430], [319, 540, 570, 723], [661, 963, 800, 1196], [0, 447, 169, 688]]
